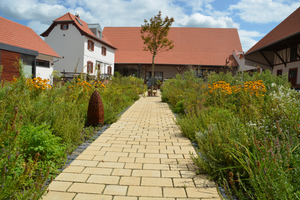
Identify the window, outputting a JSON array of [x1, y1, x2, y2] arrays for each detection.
[[87, 61, 93, 74], [36, 59, 50, 68], [21, 55, 35, 78], [196, 69, 214, 78], [88, 40, 94, 51], [102, 46, 107, 56], [60, 24, 68, 30], [146, 71, 163, 81], [277, 69, 282, 76], [107, 66, 112, 75]]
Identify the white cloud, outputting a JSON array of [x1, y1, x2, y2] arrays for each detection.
[[0, 0, 270, 52], [177, 13, 240, 28], [238, 30, 264, 52], [175, 0, 215, 13], [27, 20, 49, 35], [0, 0, 66, 24], [78, 0, 185, 27], [230, 0, 300, 23], [238, 30, 264, 38], [0, 0, 240, 30]]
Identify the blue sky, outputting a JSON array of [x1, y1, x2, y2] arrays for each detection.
[[0, 0, 299, 52]]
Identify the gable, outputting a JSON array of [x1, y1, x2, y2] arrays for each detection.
[[41, 13, 117, 50], [246, 6, 300, 55]]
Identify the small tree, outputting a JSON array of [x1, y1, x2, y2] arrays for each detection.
[[141, 11, 174, 95]]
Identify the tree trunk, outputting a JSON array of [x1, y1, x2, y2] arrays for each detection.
[[151, 54, 155, 96]]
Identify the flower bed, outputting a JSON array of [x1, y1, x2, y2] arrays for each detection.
[[0, 61, 146, 199], [161, 70, 300, 199]]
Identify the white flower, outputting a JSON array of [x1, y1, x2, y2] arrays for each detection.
[[271, 83, 276, 87]]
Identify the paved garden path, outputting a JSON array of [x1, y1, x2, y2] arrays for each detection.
[[43, 92, 220, 200]]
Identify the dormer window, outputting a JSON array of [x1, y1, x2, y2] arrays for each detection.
[[60, 24, 68, 30], [88, 40, 94, 51], [102, 46, 107, 56]]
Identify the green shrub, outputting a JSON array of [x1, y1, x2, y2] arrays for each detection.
[[0, 60, 146, 197], [0, 108, 50, 200], [19, 124, 66, 163]]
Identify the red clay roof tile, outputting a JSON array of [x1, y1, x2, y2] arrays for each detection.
[[246, 6, 300, 55], [103, 27, 242, 66], [50, 12, 116, 49], [0, 16, 59, 58]]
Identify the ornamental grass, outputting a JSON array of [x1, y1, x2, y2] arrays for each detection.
[[161, 70, 300, 200], [0, 60, 146, 199]]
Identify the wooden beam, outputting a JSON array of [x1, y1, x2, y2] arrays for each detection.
[[285, 41, 300, 60], [259, 51, 273, 68], [270, 46, 286, 67], [174, 65, 186, 73]]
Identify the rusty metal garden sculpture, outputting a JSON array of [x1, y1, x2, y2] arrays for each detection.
[[87, 90, 104, 126]]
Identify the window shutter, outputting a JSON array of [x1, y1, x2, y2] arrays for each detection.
[[87, 61, 90, 73], [88, 41, 90, 50], [92, 42, 94, 51], [104, 48, 107, 56], [91, 62, 93, 73]]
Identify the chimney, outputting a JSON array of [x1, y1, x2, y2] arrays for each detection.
[[75, 13, 80, 18]]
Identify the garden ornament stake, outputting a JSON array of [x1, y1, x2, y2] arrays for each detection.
[[87, 90, 104, 126]]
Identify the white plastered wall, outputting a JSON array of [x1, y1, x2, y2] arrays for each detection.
[[83, 36, 115, 76], [233, 51, 257, 71], [273, 61, 300, 84], [44, 24, 84, 73], [35, 54, 54, 81]]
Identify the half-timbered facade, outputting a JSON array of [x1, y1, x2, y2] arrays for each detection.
[[244, 7, 300, 88]]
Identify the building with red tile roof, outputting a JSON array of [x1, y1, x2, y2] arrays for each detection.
[[244, 6, 300, 88], [0, 16, 60, 82], [103, 27, 243, 81], [41, 13, 116, 78]]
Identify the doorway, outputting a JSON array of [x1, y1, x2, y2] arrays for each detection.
[[288, 68, 298, 87]]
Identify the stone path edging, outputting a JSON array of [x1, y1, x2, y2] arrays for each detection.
[[43, 92, 220, 200]]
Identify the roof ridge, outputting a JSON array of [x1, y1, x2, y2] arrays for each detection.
[[246, 6, 300, 54]]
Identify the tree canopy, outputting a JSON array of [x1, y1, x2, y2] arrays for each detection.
[[141, 11, 174, 95], [141, 11, 174, 57]]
